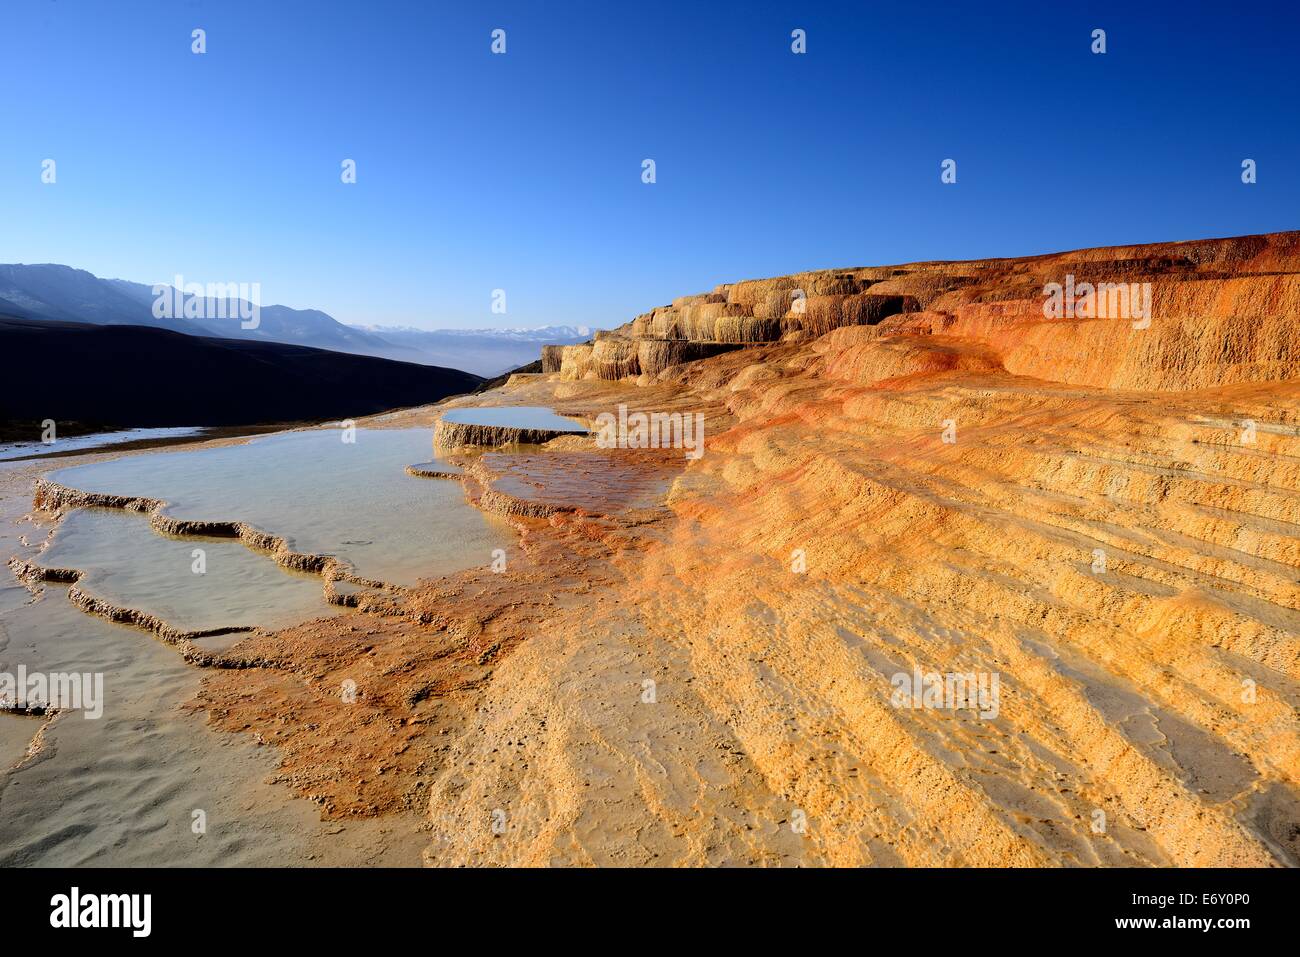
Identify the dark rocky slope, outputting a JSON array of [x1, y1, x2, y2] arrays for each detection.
[[0, 315, 482, 435]]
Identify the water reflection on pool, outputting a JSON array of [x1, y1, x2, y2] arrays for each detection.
[[48, 428, 514, 586], [39, 508, 338, 632], [439, 406, 586, 432]]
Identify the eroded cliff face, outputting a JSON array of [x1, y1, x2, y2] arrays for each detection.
[[556, 231, 1300, 392], [194, 232, 1300, 866]]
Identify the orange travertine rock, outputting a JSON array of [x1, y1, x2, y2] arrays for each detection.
[[196, 232, 1300, 867]]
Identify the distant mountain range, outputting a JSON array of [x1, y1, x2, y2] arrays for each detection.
[[0, 264, 593, 376], [345, 323, 593, 376]]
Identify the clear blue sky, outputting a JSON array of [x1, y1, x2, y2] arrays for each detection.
[[1, 0, 1296, 330]]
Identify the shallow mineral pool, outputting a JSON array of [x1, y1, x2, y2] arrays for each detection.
[[0, 428, 464, 865], [38, 508, 338, 633], [46, 427, 514, 587], [439, 406, 587, 432], [0, 591, 424, 866]]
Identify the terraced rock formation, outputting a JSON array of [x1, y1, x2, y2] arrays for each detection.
[[433, 418, 580, 451], [185, 231, 1299, 865], [556, 231, 1300, 392], [18, 478, 406, 655]]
